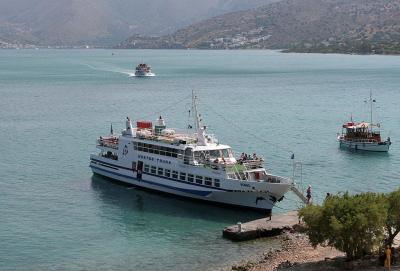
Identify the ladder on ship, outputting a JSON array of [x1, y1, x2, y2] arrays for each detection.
[[291, 185, 308, 204], [291, 160, 308, 204]]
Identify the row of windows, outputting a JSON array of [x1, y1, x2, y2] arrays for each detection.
[[143, 164, 220, 188], [134, 142, 183, 158]]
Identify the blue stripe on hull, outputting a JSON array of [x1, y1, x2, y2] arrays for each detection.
[[90, 165, 212, 197], [90, 158, 229, 191]]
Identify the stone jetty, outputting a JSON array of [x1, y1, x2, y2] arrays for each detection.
[[223, 211, 299, 241]]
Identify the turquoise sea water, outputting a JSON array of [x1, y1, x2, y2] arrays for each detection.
[[0, 49, 399, 270]]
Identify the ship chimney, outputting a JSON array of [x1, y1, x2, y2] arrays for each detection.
[[126, 117, 134, 136], [158, 116, 165, 126], [155, 116, 166, 135]]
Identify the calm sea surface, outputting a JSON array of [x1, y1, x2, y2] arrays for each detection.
[[0, 49, 399, 270]]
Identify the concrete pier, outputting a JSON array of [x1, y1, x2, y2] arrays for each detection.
[[223, 211, 299, 241]]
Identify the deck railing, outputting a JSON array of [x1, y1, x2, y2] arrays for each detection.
[[97, 139, 118, 149]]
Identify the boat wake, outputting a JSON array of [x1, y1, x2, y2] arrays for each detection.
[[84, 64, 136, 77]]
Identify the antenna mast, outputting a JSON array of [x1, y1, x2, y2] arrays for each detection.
[[192, 90, 207, 146], [370, 91, 373, 127], [192, 90, 200, 132]]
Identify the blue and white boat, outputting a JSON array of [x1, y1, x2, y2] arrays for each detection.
[[90, 94, 293, 212]]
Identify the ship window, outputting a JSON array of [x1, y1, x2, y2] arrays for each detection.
[[227, 173, 236, 179], [222, 149, 229, 158], [133, 142, 138, 150], [159, 147, 166, 156], [180, 172, 186, 181], [209, 150, 220, 158], [205, 177, 212, 186], [144, 164, 149, 173], [151, 166, 156, 174], [172, 171, 178, 179], [153, 145, 159, 154], [158, 167, 163, 175], [195, 175, 203, 184], [188, 174, 194, 182], [214, 179, 220, 188], [165, 169, 171, 178]]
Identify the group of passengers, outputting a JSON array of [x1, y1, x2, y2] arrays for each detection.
[[239, 152, 259, 162]]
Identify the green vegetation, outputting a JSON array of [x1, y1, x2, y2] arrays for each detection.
[[386, 189, 400, 246], [299, 189, 400, 260]]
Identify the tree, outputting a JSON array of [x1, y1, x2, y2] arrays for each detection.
[[299, 192, 387, 260], [385, 188, 400, 246]]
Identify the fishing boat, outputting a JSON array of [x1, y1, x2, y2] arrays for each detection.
[[90, 93, 294, 212], [134, 63, 155, 77], [338, 93, 391, 152]]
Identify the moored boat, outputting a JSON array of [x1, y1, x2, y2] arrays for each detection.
[[90, 93, 294, 212], [338, 93, 391, 152]]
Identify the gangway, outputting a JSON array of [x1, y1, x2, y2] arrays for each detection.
[[291, 185, 308, 204], [290, 160, 308, 204]]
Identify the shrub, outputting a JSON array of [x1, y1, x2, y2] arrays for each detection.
[[299, 192, 387, 260], [385, 188, 400, 246]]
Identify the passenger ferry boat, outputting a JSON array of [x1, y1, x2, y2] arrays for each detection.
[[134, 63, 155, 77], [90, 94, 294, 212], [338, 93, 391, 152]]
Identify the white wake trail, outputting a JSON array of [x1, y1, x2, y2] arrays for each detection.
[[84, 64, 135, 77]]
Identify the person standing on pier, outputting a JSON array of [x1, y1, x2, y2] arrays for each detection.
[[385, 245, 392, 269], [306, 185, 312, 204]]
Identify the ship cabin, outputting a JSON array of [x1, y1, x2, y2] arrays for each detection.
[[342, 121, 382, 143], [96, 117, 275, 183]]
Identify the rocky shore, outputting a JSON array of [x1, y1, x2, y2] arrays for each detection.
[[230, 231, 400, 271]]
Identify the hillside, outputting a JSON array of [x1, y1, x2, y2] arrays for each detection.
[[117, 0, 400, 54], [0, 0, 273, 47]]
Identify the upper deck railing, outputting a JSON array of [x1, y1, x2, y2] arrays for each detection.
[[97, 138, 119, 150]]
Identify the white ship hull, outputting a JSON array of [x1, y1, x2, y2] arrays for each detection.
[[338, 138, 390, 152], [90, 158, 291, 212], [134, 72, 155, 77], [91, 95, 295, 213]]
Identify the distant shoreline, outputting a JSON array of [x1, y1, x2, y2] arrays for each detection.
[[2, 46, 400, 56]]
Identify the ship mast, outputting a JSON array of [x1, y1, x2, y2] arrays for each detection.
[[192, 90, 207, 146], [370, 91, 373, 128]]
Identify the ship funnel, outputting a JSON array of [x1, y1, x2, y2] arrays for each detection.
[[155, 116, 166, 135], [125, 117, 134, 136], [158, 116, 165, 126]]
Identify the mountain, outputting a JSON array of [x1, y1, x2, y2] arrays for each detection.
[[0, 0, 274, 46], [117, 0, 400, 54]]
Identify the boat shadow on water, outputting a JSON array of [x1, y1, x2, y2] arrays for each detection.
[[338, 146, 391, 158], [90, 174, 265, 224]]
